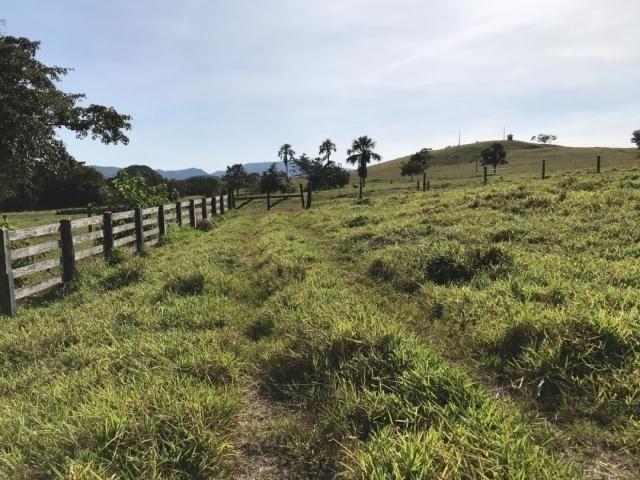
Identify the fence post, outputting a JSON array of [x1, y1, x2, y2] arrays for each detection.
[[103, 212, 113, 260], [267, 191, 271, 210], [158, 205, 166, 238], [212, 195, 217, 216], [87, 205, 93, 233], [59, 219, 76, 283], [483, 166, 488, 185], [220, 193, 225, 215], [596, 155, 601, 173], [306, 181, 312, 209], [188, 200, 196, 227], [134, 207, 144, 253], [542, 159, 546, 179], [230, 191, 235, 209], [0, 228, 16, 316], [299, 184, 305, 209], [201, 197, 207, 220], [427, 180, 430, 191], [422, 172, 427, 192], [175, 202, 183, 226]]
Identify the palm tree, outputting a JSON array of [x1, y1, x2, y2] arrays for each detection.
[[319, 139, 336, 163], [278, 144, 295, 179], [346, 136, 382, 199]]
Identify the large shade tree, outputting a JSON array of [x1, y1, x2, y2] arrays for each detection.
[[346, 136, 382, 199], [278, 144, 295, 180], [0, 31, 131, 201]]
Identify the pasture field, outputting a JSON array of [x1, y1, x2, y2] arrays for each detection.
[[363, 140, 639, 185], [1, 165, 639, 478]]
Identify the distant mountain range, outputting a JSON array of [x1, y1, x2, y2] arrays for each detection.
[[90, 161, 289, 180]]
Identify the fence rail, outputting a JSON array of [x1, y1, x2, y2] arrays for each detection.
[[0, 194, 232, 316]]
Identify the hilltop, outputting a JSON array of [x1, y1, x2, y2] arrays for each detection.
[[366, 140, 639, 182]]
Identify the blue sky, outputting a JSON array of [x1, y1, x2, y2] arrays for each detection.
[[4, 0, 639, 172]]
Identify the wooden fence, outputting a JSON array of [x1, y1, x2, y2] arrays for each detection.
[[0, 194, 231, 316]]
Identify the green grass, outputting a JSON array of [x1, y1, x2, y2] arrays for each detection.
[[363, 139, 639, 185], [1, 165, 640, 478]]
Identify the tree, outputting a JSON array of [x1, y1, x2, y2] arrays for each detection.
[[319, 139, 336, 162], [400, 148, 431, 181], [292, 155, 349, 190], [223, 164, 248, 195], [259, 163, 288, 194], [0, 31, 131, 201], [480, 143, 508, 173], [169, 175, 221, 197], [278, 144, 295, 180], [123, 165, 165, 186], [0, 160, 105, 211], [531, 134, 558, 144], [102, 171, 172, 210], [346, 136, 382, 199], [632, 129, 640, 150]]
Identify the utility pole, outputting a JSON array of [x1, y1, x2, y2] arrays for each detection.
[[458, 131, 461, 148]]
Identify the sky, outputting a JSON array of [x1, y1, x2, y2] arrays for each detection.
[[3, 0, 640, 172]]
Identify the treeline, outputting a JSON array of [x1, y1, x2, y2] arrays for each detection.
[[0, 161, 224, 212]]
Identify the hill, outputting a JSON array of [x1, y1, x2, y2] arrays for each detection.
[[91, 161, 289, 181], [366, 140, 639, 182]]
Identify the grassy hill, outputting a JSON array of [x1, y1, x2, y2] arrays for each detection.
[[365, 140, 639, 183], [1, 165, 639, 478]]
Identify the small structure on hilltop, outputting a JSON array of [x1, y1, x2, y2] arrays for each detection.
[[507, 134, 514, 141]]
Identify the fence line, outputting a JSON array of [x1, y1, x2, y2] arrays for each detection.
[[0, 194, 232, 316]]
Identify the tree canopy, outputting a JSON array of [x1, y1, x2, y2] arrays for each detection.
[[632, 130, 640, 150], [0, 32, 131, 201], [223, 164, 248, 195], [259, 163, 288, 194], [400, 148, 431, 180], [531, 134, 557, 144], [123, 165, 165, 186], [278, 144, 295, 179], [346, 136, 382, 199], [319, 139, 336, 162], [480, 143, 508, 173], [292, 154, 349, 190]]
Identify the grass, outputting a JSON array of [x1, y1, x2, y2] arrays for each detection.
[[1, 163, 639, 478], [362, 139, 639, 186]]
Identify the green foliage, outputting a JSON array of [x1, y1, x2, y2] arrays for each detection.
[[319, 138, 337, 162], [258, 163, 288, 194], [103, 170, 173, 209], [346, 136, 382, 198], [532, 133, 558, 144], [480, 142, 508, 172], [169, 175, 221, 198], [0, 32, 130, 202], [223, 163, 248, 195], [632, 129, 640, 149], [293, 155, 349, 190], [400, 148, 431, 179], [122, 165, 165, 186], [278, 143, 295, 179]]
